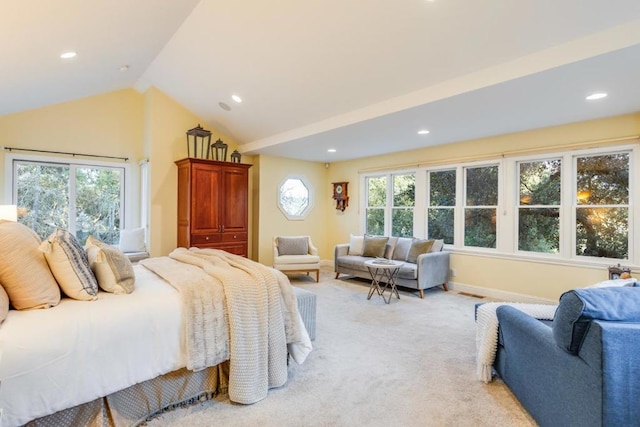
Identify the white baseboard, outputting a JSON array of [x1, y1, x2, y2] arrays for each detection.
[[320, 259, 334, 267], [448, 281, 556, 305]]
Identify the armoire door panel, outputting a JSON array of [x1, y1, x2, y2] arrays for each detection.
[[191, 165, 221, 232]]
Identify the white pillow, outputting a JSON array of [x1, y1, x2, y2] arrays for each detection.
[[348, 234, 364, 256], [119, 228, 147, 253], [430, 239, 445, 252]]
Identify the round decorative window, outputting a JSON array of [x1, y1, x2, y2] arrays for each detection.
[[278, 175, 313, 220]]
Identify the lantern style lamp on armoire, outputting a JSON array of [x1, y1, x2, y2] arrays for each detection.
[[176, 157, 251, 257]]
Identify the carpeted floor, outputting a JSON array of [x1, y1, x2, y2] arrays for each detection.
[[145, 266, 537, 427]]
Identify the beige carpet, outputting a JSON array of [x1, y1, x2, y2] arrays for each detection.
[[145, 267, 537, 427]]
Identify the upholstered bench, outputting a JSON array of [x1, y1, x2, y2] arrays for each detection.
[[293, 286, 316, 341]]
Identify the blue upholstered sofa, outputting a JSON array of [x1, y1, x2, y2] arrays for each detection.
[[494, 286, 640, 427]]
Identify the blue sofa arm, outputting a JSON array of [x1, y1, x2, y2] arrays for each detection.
[[495, 306, 602, 427], [592, 320, 640, 426]]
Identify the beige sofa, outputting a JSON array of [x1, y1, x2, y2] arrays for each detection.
[[334, 236, 450, 298]]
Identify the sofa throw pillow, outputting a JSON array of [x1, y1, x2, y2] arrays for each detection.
[[362, 235, 389, 258], [0, 220, 60, 310], [392, 237, 413, 261], [430, 239, 444, 252], [118, 227, 147, 253], [40, 229, 98, 301], [0, 284, 9, 324], [553, 287, 640, 355], [407, 239, 434, 263], [384, 237, 398, 259], [348, 234, 364, 256], [85, 236, 135, 294], [277, 236, 309, 255]]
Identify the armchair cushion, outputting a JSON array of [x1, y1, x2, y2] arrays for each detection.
[[362, 235, 389, 258], [277, 236, 309, 255], [553, 287, 640, 354]]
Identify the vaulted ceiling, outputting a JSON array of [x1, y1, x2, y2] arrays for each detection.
[[4, 0, 640, 162]]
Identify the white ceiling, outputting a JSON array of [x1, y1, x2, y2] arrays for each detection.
[[4, 0, 640, 163]]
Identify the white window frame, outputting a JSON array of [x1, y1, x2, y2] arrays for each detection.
[[277, 174, 314, 220], [425, 167, 457, 245], [4, 153, 132, 235], [359, 142, 638, 268], [360, 170, 418, 237]]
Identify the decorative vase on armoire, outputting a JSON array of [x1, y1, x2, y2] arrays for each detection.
[[175, 158, 251, 257]]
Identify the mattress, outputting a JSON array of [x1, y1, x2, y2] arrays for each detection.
[[0, 265, 185, 427]]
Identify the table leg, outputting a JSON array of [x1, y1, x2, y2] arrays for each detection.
[[381, 267, 401, 304], [366, 266, 384, 300]]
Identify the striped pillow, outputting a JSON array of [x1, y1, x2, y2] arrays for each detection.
[[40, 229, 98, 301]]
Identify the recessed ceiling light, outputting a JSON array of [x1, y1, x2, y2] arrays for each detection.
[[231, 94, 242, 103], [417, 129, 430, 135], [119, 65, 130, 72], [586, 92, 607, 100], [218, 102, 231, 111], [328, 149, 337, 153], [60, 51, 77, 59]]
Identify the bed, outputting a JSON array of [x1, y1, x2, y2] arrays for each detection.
[[0, 244, 312, 427]]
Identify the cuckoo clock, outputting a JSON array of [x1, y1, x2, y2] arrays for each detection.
[[332, 182, 349, 211]]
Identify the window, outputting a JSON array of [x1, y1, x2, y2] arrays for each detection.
[[518, 159, 561, 253], [365, 175, 386, 235], [427, 169, 456, 244], [575, 153, 629, 259], [278, 175, 313, 220], [360, 144, 636, 265], [392, 174, 415, 237], [464, 165, 498, 248], [12, 158, 125, 244], [364, 172, 416, 236]]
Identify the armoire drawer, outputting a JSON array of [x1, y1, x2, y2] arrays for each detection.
[[221, 232, 247, 242], [191, 234, 222, 245]]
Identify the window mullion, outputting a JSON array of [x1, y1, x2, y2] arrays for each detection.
[[68, 165, 77, 236]]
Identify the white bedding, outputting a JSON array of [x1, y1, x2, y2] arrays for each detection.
[[0, 265, 186, 427]]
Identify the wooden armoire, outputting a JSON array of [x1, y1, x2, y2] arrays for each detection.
[[176, 158, 251, 257]]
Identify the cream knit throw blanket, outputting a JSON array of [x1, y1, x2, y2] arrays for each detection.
[[475, 302, 557, 383], [141, 247, 311, 404]]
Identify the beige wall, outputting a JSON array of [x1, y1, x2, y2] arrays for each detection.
[[2, 86, 639, 301], [141, 87, 252, 257], [0, 87, 252, 258], [255, 155, 329, 266], [0, 88, 144, 223], [323, 113, 640, 301]]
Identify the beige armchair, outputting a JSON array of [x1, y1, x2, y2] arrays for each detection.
[[273, 236, 320, 282]]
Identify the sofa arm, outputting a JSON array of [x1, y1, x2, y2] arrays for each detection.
[[335, 243, 349, 258], [496, 306, 602, 427], [334, 244, 349, 271], [415, 251, 450, 288]]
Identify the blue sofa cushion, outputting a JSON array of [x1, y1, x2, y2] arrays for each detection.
[[553, 287, 640, 354]]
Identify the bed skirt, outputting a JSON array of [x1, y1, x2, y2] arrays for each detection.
[[25, 362, 230, 427]]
